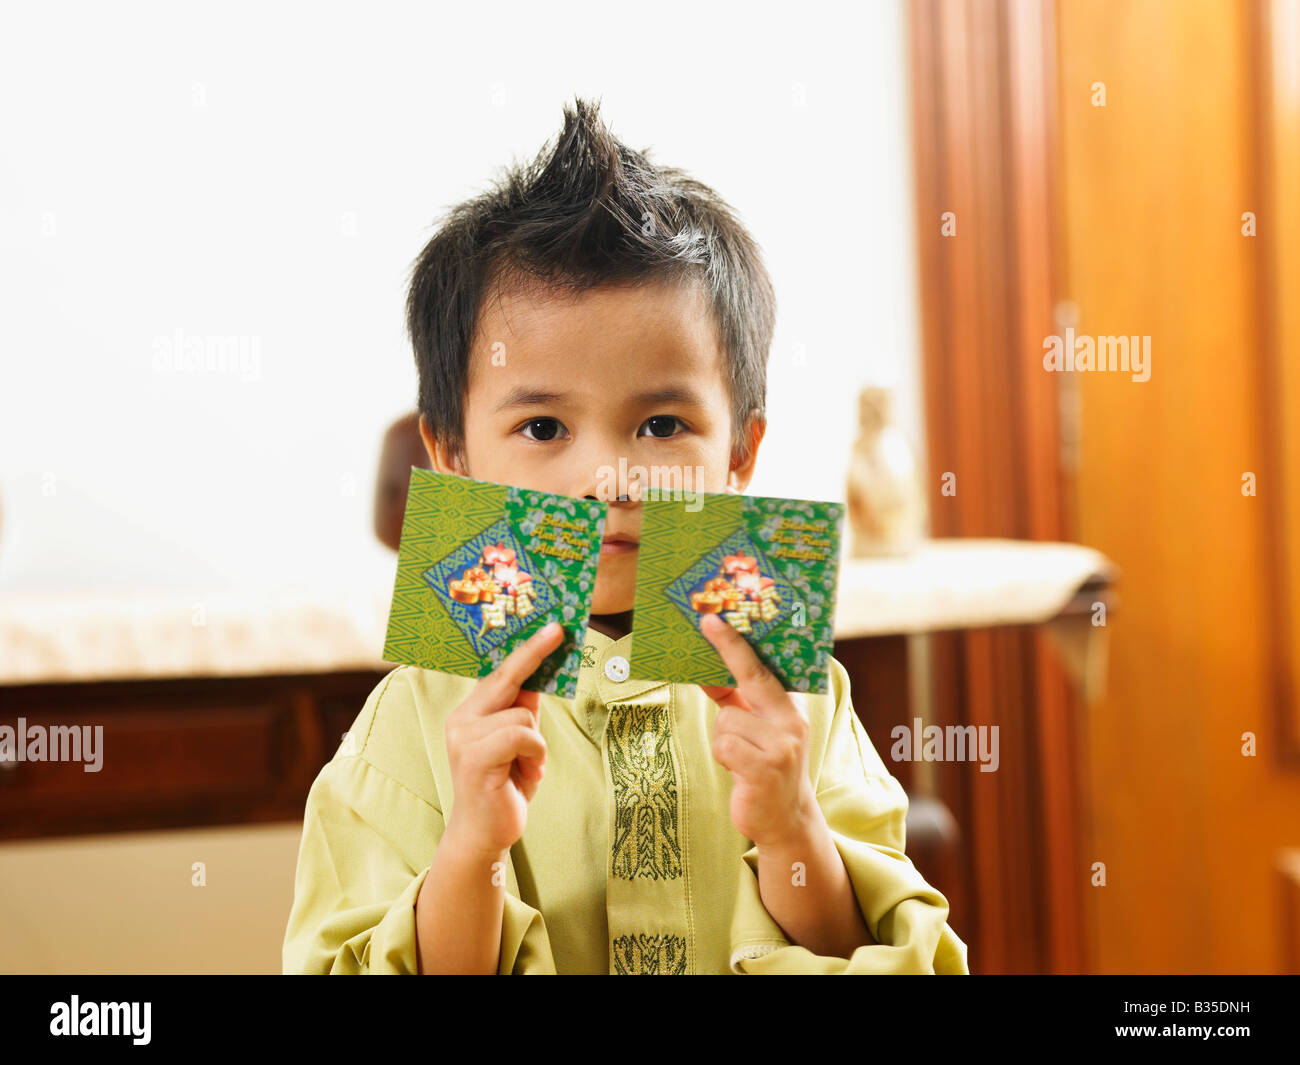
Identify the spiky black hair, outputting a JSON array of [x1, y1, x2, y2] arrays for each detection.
[[405, 95, 776, 465]]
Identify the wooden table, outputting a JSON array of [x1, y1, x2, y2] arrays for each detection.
[[0, 540, 1113, 877], [829, 540, 1115, 945]]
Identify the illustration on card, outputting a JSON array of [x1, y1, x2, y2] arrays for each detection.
[[424, 525, 557, 655], [665, 529, 795, 641]]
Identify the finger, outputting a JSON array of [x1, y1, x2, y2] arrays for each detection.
[[475, 724, 547, 772], [459, 705, 536, 743], [701, 685, 760, 720], [470, 622, 565, 716], [699, 684, 743, 707], [699, 613, 794, 721], [712, 728, 766, 775], [516, 754, 544, 779], [516, 757, 544, 802], [509, 759, 537, 803], [510, 754, 541, 783], [514, 740, 545, 778], [715, 703, 782, 753], [515, 688, 541, 729]]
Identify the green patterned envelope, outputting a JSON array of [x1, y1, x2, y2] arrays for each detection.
[[630, 493, 844, 693], [383, 469, 607, 698]]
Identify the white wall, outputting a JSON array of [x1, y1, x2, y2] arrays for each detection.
[[0, 0, 923, 599]]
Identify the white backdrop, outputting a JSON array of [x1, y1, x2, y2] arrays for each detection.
[[0, 0, 923, 600]]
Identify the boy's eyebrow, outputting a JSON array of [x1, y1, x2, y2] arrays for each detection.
[[493, 388, 568, 412], [492, 386, 707, 412], [628, 387, 707, 407]]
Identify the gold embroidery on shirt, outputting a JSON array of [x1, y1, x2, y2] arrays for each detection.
[[608, 703, 682, 880], [612, 933, 688, 975]]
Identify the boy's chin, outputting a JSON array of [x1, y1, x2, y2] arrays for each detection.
[[589, 579, 636, 617], [590, 550, 637, 616], [589, 591, 635, 616]]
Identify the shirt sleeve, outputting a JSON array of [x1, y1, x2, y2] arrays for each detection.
[[281, 671, 557, 974], [727, 656, 970, 974]]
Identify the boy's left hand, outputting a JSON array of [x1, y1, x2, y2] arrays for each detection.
[[699, 612, 817, 849]]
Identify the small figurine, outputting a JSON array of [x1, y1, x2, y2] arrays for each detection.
[[846, 385, 923, 556]]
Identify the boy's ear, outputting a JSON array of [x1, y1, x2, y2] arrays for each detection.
[[418, 414, 466, 476], [726, 411, 766, 494]]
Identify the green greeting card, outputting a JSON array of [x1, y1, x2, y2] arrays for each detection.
[[630, 493, 844, 694], [383, 469, 607, 698]]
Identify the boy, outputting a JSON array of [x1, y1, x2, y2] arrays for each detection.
[[282, 97, 969, 975]]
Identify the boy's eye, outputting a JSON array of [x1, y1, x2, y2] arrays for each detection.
[[640, 415, 683, 439], [520, 417, 567, 442]]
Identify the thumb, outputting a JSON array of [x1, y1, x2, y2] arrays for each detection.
[[700, 684, 749, 710]]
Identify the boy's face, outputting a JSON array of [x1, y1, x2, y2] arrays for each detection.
[[420, 279, 763, 615]]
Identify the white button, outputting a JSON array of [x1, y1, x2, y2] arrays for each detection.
[[604, 655, 630, 683]]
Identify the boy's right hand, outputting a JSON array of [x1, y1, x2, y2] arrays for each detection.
[[443, 621, 564, 859]]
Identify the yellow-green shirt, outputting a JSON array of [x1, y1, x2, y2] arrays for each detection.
[[282, 624, 969, 974]]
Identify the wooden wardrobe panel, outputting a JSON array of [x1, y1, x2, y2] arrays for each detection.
[[1058, 0, 1300, 973]]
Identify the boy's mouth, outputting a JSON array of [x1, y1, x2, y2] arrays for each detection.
[[599, 534, 639, 557]]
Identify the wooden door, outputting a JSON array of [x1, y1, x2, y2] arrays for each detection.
[[1057, 0, 1300, 973]]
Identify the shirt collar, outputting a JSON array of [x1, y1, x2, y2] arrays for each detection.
[[580, 622, 670, 705]]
